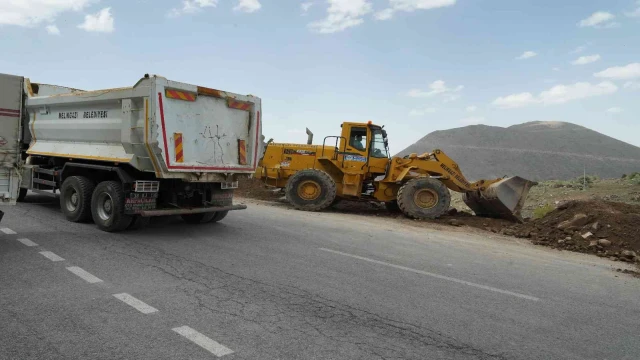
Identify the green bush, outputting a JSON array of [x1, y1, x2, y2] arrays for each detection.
[[629, 172, 640, 185], [573, 175, 594, 190], [533, 203, 555, 219]]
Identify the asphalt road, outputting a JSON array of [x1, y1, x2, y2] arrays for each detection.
[[1, 195, 639, 360]]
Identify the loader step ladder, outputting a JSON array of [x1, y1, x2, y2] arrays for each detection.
[[31, 167, 59, 197]]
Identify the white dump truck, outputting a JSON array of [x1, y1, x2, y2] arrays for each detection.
[[0, 73, 262, 231]]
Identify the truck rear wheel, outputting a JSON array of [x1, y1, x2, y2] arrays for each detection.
[[91, 181, 132, 232], [60, 176, 95, 223], [128, 216, 151, 230], [397, 178, 451, 219], [181, 212, 215, 224], [285, 169, 336, 211], [209, 211, 228, 223], [17, 188, 27, 202]]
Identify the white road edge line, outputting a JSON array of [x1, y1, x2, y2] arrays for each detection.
[[320, 248, 541, 302], [17, 238, 38, 247], [39, 251, 65, 262], [172, 326, 234, 357], [66, 266, 103, 284], [113, 293, 158, 314], [1, 228, 17, 234]]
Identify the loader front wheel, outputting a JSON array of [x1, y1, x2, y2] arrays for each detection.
[[397, 178, 450, 219], [285, 169, 336, 211]]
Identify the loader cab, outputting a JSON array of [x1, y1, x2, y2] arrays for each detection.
[[339, 122, 389, 175]]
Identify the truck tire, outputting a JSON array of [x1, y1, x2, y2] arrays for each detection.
[[209, 210, 228, 223], [128, 216, 151, 230], [181, 212, 215, 224], [60, 176, 95, 223], [17, 188, 27, 202], [91, 181, 132, 232], [285, 169, 336, 211], [397, 178, 451, 220]]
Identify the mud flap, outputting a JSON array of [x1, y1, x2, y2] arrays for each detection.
[[462, 176, 537, 222]]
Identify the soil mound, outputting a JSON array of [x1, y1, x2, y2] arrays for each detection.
[[508, 200, 639, 261]]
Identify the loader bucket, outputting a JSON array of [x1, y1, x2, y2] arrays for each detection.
[[462, 176, 537, 222]]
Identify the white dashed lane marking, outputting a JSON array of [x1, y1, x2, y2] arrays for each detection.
[[17, 238, 38, 247], [66, 266, 103, 284], [320, 248, 541, 302], [1, 228, 17, 234], [113, 293, 158, 314], [39, 251, 65, 262], [172, 326, 234, 357]]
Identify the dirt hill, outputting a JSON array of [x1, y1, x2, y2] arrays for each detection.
[[396, 121, 640, 181]]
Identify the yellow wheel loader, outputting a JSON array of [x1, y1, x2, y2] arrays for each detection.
[[255, 122, 536, 222]]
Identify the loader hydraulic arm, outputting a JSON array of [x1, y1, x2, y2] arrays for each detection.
[[388, 150, 502, 193]]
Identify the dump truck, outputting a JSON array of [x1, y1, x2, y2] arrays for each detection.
[[255, 121, 536, 221], [0, 73, 262, 231]]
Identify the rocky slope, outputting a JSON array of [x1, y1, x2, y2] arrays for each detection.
[[397, 121, 640, 181]]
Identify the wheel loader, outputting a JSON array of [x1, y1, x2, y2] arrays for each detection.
[[255, 121, 536, 222]]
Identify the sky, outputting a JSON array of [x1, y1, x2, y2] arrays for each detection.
[[1, 0, 639, 154]]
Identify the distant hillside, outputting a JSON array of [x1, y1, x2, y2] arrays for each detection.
[[396, 121, 640, 181]]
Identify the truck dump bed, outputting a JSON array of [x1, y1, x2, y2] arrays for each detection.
[[25, 75, 262, 182]]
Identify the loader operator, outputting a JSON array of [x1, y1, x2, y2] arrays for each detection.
[[350, 134, 366, 152]]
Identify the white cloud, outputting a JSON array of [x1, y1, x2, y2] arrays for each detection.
[[0, 0, 90, 27], [168, 0, 218, 17], [374, 8, 395, 20], [570, 45, 587, 54], [406, 80, 463, 98], [459, 117, 484, 125], [492, 93, 537, 109], [375, 0, 456, 21], [625, 2, 640, 17], [234, 0, 261, 13], [578, 11, 616, 28], [606, 107, 623, 113], [78, 7, 114, 33], [538, 81, 617, 105], [408, 107, 437, 116], [301, 2, 314, 15], [552, 67, 561, 72], [46, 24, 60, 35], [308, 0, 372, 33], [516, 51, 537, 60], [594, 63, 640, 80], [624, 81, 640, 90], [571, 54, 601, 65], [492, 81, 618, 109], [466, 105, 477, 112]]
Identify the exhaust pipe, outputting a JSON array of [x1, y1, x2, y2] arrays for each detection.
[[462, 176, 537, 222], [306, 128, 313, 145]]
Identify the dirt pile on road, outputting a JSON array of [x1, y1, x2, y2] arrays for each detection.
[[504, 200, 640, 262]]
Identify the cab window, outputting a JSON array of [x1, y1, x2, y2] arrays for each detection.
[[348, 127, 367, 152], [371, 129, 389, 158]]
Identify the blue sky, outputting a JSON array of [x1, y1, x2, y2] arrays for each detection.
[[2, 0, 639, 153]]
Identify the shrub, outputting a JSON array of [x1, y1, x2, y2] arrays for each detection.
[[533, 203, 555, 219]]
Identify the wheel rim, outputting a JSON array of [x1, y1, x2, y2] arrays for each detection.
[[65, 189, 79, 212], [297, 180, 321, 201], [414, 188, 438, 209], [96, 192, 114, 221]]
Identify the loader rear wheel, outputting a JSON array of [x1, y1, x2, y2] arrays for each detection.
[[17, 188, 27, 202], [60, 176, 95, 223], [285, 169, 336, 211], [91, 181, 132, 232], [397, 178, 450, 220]]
